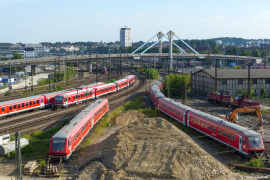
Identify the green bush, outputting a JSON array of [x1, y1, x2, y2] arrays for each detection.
[[4, 91, 11, 96], [135, 68, 159, 79], [248, 158, 264, 167]]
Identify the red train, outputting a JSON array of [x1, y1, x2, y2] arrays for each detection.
[[49, 99, 108, 159], [52, 75, 136, 108], [101, 67, 107, 73], [151, 82, 265, 157], [0, 75, 134, 119], [207, 91, 260, 109]]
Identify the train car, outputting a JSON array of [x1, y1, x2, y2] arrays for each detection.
[[150, 85, 165, 107], [101, 67, 107, 73], [49, 99, 108, 159], [115, 78, 129, 91], [124, 75, 136, 85], [207, 90, 231, 107], [53, 89, 95, 108], [232, 94, 260, 109], [42, 88, 76, 108], [0, 95, 45, 119], [152, 84, 265, 157], [187, 109, 264, 156], [94, 83, 117, 98], [78, 82, 105, 90]]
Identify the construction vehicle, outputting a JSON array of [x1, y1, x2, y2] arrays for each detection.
[[225, 106, 263, 126]]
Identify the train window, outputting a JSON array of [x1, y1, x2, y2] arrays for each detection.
[[213, 127, 216, 132], [205, 123, 208, 129], [65, 98, 67, 102], [194, 119, 197, 123], [2, 107, 5, 112], [37, 100, 39, 104], [68, 139, 71, 146], [73, 96, 75, 99], [22, 103, 25, 107], [197, 120, 200, 125], [239, 138, 242, 143], [209, 125, 212, 130], [13, 105, 16, 109], [9, 106, 12, 110], [69, 97, 71, 101], [30, 101, 32, 106], [190, 117, 193, 122], [218, 129, 221, 134], [223, 131, 226, 137], [17, 104, 20, 109], [232, 135, 235, 141], [26, 102, 29, 106], [243, 138, 246, 144], [33, 101, 35, 105], [228, 133, 231, 139], [201, 122, 204, 127]]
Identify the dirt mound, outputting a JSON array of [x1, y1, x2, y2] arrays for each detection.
[[77, 111, 236, 180]]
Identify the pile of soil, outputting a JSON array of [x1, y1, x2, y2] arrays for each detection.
[[76, 110, 237, 180]]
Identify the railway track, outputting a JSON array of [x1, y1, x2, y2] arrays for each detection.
[[0, 73, 145, 135]]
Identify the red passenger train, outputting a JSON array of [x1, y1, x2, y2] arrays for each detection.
[[49, 99, 108, 159], [150, 82, 265, 157]]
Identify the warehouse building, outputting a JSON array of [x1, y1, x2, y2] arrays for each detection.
[[192, 69, 270, 96]]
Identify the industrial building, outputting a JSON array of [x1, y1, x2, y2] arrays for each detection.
[[192, 69, 270, 96], [120, 27, 132, 47]]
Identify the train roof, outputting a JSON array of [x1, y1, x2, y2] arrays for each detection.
[[188, 107, 259, 137], [79, 82, 104, 89], [124, 75, 135, 79], [95, 83, 116, 89], [0, 95, 44, 106], [114, 79, 128, 83], [42, 88, 76, 96], [57, 89, 92, 97], [53, 99, 108, 139], [161, 98, 193, 111]]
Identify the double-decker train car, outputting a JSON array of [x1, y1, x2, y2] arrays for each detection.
[[78, 82, 105, 90], [49, 99, 108, 159], [42, 88, 77, 108], [0, 95, 45, 119], [125, 75, 136, 85], [115, 78, 129, 91], [94, 83, 117, 98], [54, 88, 96, 108], [151, 82, 265, 156]]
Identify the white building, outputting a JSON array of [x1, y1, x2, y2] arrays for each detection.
[[120, 27, 132, 47]]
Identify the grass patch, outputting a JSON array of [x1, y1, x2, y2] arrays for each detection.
[[261, 110, 269, 114], [4, 91, 11, 96], [247, 158, 264, 167]]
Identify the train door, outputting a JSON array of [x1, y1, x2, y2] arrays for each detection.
[[41, 98, 44, 106], [68, 137, 72, 152], [239, 136, 242, 152], [186, 114, 189, 127]]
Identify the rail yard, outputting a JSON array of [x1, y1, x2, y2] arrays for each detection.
[[0, 65, 270, 180]]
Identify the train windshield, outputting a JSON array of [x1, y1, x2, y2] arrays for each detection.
[[248, 136, 262, 148], [55, 96, 64, 103], [52, 138, 66, 151]]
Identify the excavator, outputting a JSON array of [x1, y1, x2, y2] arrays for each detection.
[[225, 106, 263, 126]]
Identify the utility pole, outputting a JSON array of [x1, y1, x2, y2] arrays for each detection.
[[190, 71, 193, 99], [148, 57, 150, 94], [194, 54, 196, 72], [15, 132, 22, 180], [215, 54, 217, 91], [54, 57, 56, 88], [49, 75, 51, 92], [126, 48, 128, 71], [24, 67, 27, 89], [265, 43, 268, 68], [96, 54, 98, 82], [58, 53, 61, 82], [77, 56, 79, 112], [9, 60, 11, 79], [108, 49, 111, 81], [208, 46, 211, 69], [120, 52, 122, 77], [248, 62, 251, 96]]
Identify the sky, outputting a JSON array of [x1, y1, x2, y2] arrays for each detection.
[[1, 0, 270, 44]]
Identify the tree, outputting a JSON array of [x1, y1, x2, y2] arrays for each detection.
[[1, 57, 8, 60], [12, 51, 23, 59]]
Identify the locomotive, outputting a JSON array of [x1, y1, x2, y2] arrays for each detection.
[[150, 82, 265, 157]]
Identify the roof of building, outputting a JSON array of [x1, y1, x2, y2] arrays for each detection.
[[196, 69, 270, 79]]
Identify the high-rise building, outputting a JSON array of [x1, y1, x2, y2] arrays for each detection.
[[120, 27, 132, 47]]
